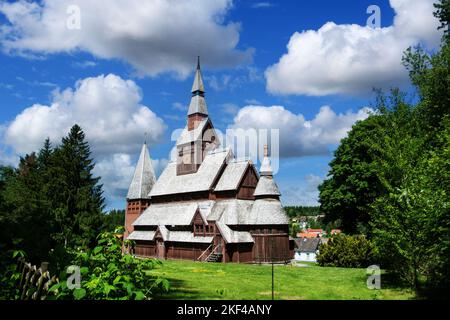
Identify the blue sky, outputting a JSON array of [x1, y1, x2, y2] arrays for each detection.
[[0, 0, 442, 210]]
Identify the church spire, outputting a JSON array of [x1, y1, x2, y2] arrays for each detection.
[[254, 144, 281, 199], [127, 142, 156, 200], [188, 56, 208, 116]]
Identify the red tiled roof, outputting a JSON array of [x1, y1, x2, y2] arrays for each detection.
[[307, 228, 323, 233], [297, 232, 319, 238]]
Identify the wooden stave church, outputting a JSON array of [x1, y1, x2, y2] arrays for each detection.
[[124, 59, 293, 263]]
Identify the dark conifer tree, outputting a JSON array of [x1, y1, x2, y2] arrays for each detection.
[[52, 124, 105, 247]]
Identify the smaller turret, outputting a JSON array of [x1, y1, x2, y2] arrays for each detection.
[[125, 142, 156, 237], [253, 145, 281, 199]]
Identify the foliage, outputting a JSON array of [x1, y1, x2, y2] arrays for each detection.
[[318, 0, 450, 294], [48, 227, 169, 300], [306, 217, 323, 229], [289, 222, 300, 237], [371, 119, 450, 292], [50, 125, 105, 248], [0, 250, 25, 300], [102, 210, 125, 232], [316, 234, 376, 268], [318, 113, 386, 234], [0, 125, 107, 263], [284, 206, 320, 218], [434, 0, 450, 35]]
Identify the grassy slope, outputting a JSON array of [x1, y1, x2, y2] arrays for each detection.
[[148, 259, 415, 300]]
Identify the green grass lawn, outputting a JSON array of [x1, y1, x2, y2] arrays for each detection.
[[147, 259, 415, 300]]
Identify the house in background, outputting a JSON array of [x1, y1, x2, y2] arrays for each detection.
[[294, 238, 322, 262], [297, 228, 324, 238]]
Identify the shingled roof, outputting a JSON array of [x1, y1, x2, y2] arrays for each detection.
[[149, 148, 232, 197], [216, 221, 254, 243], [294, 238, 321, 253], [214, 160, 251, 192], [126, 143, 156, 200], [133, 202, 201, 226], [188, 57, 208, 116], [254, 176, 281, 197]]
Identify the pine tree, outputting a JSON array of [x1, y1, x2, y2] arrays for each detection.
[[1, 153, 53, 262], [51, 124, 105, 247]]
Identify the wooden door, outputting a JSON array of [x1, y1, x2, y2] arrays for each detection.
[[156, 239, 165, 259]]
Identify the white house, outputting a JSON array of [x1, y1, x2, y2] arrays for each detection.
[[294, 238, 321, 262]]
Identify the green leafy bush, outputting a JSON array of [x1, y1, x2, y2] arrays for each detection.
[[0, 250, 25, 300], [48, 227, 169, 300], [317, 234, 375, 268]]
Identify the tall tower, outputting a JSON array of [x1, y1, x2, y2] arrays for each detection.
[[124, 142, 156, 237], [187, 56, 208, 131], [253, 145, 281, 200], [176, 57, 218, 175]]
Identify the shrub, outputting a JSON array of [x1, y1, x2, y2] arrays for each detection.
[[0, 250, 25, 300], [317, 234, 375, 268], [48, 227, 169, 300]]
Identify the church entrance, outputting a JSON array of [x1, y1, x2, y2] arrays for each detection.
[[156, 239, 165, 259]]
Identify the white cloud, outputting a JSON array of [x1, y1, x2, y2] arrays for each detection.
[[72, 60, 97, 68], [251, 2, 273, 9], [245, 98, 262, 105], [0, 0, 252, 78], [206, 66, 262, 91], [230, 105, 372, 157], [281, 174, 322, 206], [0, 125, 18, 166], [265, 0, 443, 96], [221, 103, 239, 115], [94, 153, 168, 202], [2, 74, 167, 205], [4, 74, 166, 156], [172, 102, 188, 111]]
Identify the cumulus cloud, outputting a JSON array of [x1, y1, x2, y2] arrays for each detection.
[[4, 74, 166, 155], [281, 174, 323, 206], [2, 74, 167, 205], [265, 0, 442, 96], [0, 0, 252, 78], [230, 105, 372, 157], [94, 154, 168, 203]]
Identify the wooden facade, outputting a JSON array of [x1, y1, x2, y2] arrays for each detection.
[[125, 59, 292, 264], [124, 199, 150, 238], [129, 164, 292, 263]]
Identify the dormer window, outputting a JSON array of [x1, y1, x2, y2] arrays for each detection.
[[194, 224, 204, 236]]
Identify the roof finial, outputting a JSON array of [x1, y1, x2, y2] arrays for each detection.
[[197, 56, 201, 70], [264, 144, 268, 157], [144, 131, 148, 145]]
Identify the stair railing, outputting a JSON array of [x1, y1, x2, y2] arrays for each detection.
[[197, 243, 213, 261], [204, 244, 222, 262]]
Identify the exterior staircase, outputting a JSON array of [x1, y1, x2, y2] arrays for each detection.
[[206, 252, 223, 262], [197, 243, 223, 263]]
